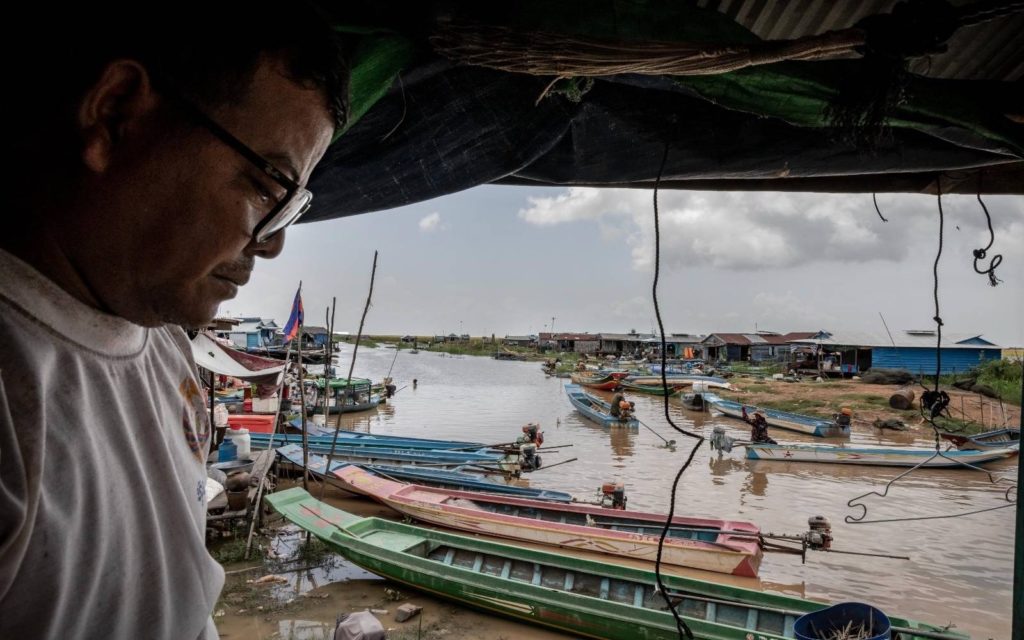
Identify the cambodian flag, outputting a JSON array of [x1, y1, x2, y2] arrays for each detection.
[[283, 287, 303, 343]]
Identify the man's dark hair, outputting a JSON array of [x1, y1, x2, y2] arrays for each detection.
[[15, 1, 348, 150]]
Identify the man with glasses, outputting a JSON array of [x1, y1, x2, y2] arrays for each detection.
[[1, 4, 347, 638]]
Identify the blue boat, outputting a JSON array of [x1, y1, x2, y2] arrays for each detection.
[[276, 445, 570, 501], [256, 423, 489, 451], [268, 441, 512, 469], [743, 442, 1016, 467], [940, 427, 1020, 452], [708, 397, 849, 438], [565, 384, 639, 428]]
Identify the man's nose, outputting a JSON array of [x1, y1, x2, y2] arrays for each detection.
[[250, 229, 287, 259]]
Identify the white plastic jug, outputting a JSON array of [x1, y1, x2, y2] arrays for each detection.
[[227, 427, 251, 460]]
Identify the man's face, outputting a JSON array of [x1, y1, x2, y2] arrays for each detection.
[[76, 56, 334, 327]]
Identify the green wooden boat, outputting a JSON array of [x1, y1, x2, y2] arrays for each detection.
[[267, 488, 966, 640], [620, 380, 683, 396]]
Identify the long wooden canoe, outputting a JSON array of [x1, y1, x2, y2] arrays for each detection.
[[709, 398, 849, 438], [257, 426, 488, 451], [272, 442, 518, 471], [267, 489, 968, 640], [339, 464, 574, 503], [565, 384, 639, 428], [619, 380, 684, 396], [276, 445, 569, 501], [335, 465, 763, 576], [744, 443, 1017, 467], [570, 372, 622, 390], [939, 427, 1020, 451]]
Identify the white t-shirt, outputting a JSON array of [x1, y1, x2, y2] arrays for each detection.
[[0, 249, 224, 639]]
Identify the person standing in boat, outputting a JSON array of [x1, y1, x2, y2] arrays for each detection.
[[1, 6, 348, 640], [742, 407, 777, 444]]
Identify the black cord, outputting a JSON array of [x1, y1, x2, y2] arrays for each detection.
[[650, 140, 701, 640], [872, 193, 888, 222], [972, 175, 1002, 286], [932, 178, 944, 394], [922, 178, 952, 423]]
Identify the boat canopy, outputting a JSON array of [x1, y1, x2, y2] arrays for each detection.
[[298, 0, 1022, 224]]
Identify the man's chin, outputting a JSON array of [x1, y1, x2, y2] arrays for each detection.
[[154, 293, 230, 330]]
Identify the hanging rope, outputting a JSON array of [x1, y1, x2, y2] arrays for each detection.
[[972, 175, 1003, 286], [649, 140, 701, 640], [845, 176, 1015, 524], [872, 193, 889, 222]]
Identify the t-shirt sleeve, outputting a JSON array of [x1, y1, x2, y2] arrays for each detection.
[[0, 369, 31, 601]]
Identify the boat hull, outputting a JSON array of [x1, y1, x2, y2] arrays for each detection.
[[745, 444, 1017, 467], [337, 466, 762, 577], [565, 384, 639, 428], [710, 399, 849, 438], [267, 489, 965, 640], [939, 427, 1020, 451]]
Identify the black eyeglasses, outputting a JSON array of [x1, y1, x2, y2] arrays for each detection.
[[166, 92, 313, 243]]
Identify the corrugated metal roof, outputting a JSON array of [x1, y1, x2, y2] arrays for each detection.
[[704, 333, 753, 345], [599, 333, 656, 341], [788, 329, 1000, 349], [696, 0, 1023, 81]]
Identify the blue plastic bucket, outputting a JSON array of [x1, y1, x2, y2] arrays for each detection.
[[794, 602, 891, 640]]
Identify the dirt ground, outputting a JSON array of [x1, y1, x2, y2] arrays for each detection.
[[720, 375, 1020, 434], [214, 490, 566, 640]]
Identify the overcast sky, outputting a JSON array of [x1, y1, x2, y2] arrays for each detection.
[[222, 187, 1024, 347]]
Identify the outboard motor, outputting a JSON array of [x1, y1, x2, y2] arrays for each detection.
[[803, 515, 833, 551], [600, 482, 627, 509], [518, 423, 544, 446], [519, 443, 542, 471], [709, 426, 735, 453]]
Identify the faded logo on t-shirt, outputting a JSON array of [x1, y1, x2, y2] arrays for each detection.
[[179, 376, 211, 459]]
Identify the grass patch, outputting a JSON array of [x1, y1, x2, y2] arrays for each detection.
[[209, 536, 251, 564], [741, 383, 771, 393], [837, 393, 891, 407], [928, 358, 1022, 406], [755, 399, 833, 419]]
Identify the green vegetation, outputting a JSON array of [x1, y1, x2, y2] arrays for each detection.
[[975, 358, 1022, 406], [752, 398, 833, 418], [929, 358, 1022, 406], [209, 536, 252, 564]]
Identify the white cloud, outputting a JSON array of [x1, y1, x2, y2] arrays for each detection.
[[418, 212, 442, 232], [519, 188, 1024, 273]]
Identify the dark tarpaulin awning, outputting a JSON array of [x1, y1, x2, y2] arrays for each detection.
[[301, 0, 1024, 223]]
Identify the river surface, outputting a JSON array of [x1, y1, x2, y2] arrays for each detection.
[[295, 343, 1017, 639]]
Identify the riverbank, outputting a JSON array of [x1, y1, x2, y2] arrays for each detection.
[[719, 375, 1020, 435]]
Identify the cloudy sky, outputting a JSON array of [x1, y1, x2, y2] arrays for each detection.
[[222, 187, 1024, 347]]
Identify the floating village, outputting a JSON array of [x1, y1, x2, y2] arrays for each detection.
[[196, 316, 1020, 640]]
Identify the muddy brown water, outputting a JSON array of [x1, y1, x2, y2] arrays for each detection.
[[219, 345, 1017, 639]]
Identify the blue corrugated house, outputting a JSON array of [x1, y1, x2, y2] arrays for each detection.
[[790, 329, 1000, 376], [870, 330, 1001, 375]]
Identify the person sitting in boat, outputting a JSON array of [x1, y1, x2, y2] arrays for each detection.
[[610, 392, 625, 417], [748, 410, 776, 444], [835, 406, 852, 428]]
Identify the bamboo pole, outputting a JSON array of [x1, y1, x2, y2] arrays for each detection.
[[295, 282, 309, 493], [321, 251, 378, 499], [1013, 372, 1023, 640], [266, 340, 294, 449]]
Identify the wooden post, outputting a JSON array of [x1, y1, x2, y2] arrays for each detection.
[[321, 251, 378, 500], [1014, 371, 1023, 640], [297, 322, 309, 492], [266, 341, 294, 449], [207, 369, 216, 456]]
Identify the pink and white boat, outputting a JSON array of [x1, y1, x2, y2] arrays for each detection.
[[333, 465, 764, 577]]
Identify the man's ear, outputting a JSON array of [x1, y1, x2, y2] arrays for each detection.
[[78, 60, 159, 173]]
